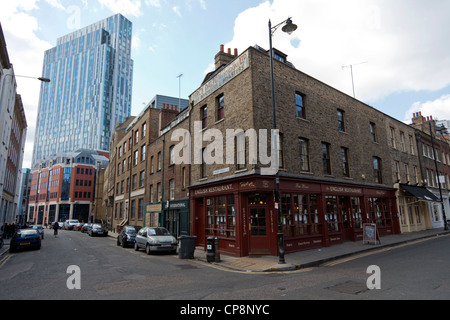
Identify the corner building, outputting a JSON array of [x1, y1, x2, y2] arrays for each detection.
[[188, 45, 400, 257]]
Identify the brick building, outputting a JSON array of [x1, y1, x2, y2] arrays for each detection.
[[187, 45, 403, 256], [408, 113, 450, 230], [108, 95, 188, 233], [28, 150, 109, 225]]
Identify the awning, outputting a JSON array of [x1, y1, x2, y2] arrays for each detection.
[[400, 184, 440, 202]]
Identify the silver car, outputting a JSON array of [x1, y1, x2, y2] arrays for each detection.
[[63, 219, 79, 230], [32, 225, 45, 239], [134, 227, 177, 254]]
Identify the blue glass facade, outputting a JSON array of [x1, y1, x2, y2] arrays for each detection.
[[32, 14, 133, 165]]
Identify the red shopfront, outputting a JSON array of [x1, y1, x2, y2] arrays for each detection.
[[189, 175, 400, 257]]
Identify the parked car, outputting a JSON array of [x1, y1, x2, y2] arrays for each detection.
[[32, 225, 44, 239], [63, 220, 79, 230], [88, 224, 108, 237], [10, 229, 41, 252], [117, 225, 141, 248], [73, 223, 84, 231], [134, 227, 177, 254], [81, 223, 92, 233]]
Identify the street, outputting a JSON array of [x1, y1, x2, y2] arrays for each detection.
[[0, 230, 449, 303]]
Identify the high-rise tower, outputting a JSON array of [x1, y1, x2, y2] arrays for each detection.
[[32, 14, 133, 166]]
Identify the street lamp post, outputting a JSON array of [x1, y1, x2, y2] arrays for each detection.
[[429, 122, 448, 230], [268, 17, 297, 264]]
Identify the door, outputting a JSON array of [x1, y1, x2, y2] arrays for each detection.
[[339, 196, 353, 240], [249, 207, 270, 254]]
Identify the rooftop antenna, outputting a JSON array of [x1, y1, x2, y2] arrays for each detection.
[[177, 73, 183, 110], [342, 61, 368, 98]]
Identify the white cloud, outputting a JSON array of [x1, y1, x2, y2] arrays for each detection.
[[97, 0, 143, 17], [225, 0, 450, 104], [45, 0, 65, 10], [405, 95, 450, 123], [172, 6, 181, 17], [145, 0, 161, 8], [0, 1, 53, 169]]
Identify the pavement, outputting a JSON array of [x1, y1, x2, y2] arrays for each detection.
[[2, 228, 449, 273]]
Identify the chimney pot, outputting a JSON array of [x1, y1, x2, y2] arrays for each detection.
[[234, 48, 238, 56], [227, 48, 231, 54], [430, 115, 433, 120], [220, 44, 224, 52]]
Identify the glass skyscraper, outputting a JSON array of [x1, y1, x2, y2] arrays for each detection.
[[32, 14, 133, 165]]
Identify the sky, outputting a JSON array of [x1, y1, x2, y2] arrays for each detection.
[[1, 0, 450, 169]]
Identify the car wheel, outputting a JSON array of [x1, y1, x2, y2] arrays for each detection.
[[122, 240, 127, 248], [117, 238, 120, 246], [134, 242, 139, 251], [146, 244, 151, 255]]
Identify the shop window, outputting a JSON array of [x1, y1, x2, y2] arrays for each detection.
[[351, 197, 362, 229], [206, 195, 236, 237], [325, 196, 339, 232], [282, 193, 320, 236]]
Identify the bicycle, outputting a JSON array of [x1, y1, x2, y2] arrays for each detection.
[[54, 228, 58, 238]]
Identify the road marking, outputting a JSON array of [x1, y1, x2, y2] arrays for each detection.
[[0, 255, 11, 269], [322, 234, 450, 267]]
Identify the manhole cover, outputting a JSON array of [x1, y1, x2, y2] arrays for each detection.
[[325, 281, 369, 295]]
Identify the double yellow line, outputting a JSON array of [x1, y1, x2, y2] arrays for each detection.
[[0, 255, 11, 269], [322, 234, 450, 267]]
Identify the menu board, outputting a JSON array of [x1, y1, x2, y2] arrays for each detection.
[[363, 223, 380, 245]]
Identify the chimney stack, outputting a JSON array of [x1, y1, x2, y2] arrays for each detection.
[[214, 44, 237, 70]]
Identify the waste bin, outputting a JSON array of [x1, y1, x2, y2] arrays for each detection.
[[206, 236, 220, 262], [178, 235, 197, 259]]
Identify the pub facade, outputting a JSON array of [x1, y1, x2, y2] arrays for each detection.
[[186, 45, 401, 257]]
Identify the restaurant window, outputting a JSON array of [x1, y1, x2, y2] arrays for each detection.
[[281, 194, 320, 237], [351, 197, 362, 229], [299, 138, 310, 172], [322, 142, 331, 175], [295, 92, 305, 119], [206, 195, 236, 237], [216, 93, 224, 121], [325, 196, 339, 232]]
